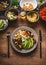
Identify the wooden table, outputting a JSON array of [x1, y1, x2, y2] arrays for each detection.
[[0, 15, 46, 65]]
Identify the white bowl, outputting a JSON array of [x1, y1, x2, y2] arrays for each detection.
[[20, 0, 38, 11]]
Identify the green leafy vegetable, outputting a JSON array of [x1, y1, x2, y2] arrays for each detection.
[[0, 20, 4, 28], [11, 0, 19, 6]]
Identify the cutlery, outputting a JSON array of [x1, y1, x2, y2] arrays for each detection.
[[6, 32, 10, 58], [39, 30, 42, 58]]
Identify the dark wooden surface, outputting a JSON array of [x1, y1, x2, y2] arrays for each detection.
[[0, 15, 46, 65]]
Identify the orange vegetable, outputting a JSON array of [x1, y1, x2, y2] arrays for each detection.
[[39, 6, 46, 21]]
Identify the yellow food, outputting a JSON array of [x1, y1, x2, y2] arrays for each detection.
[[19, 11, 26, 20], [22, 3, 34, 11], [27, 12, 38, 22], [7, 12, 17, 20]]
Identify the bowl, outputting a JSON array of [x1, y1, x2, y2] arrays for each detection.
[[0, 0, 11, 12], [27, 11, 39, 23], [18, 11, 26, 20], [11, 26, 38, 53], [5, 7, 19, 21], [39, 3, 46, 22], [20, 0, 38, 11], [0, 16, 8, 31]]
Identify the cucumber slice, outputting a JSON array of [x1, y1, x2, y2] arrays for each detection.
[[0, 21, 4, 28]]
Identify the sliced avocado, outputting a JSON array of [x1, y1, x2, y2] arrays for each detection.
[[22, 36, 34, 49]]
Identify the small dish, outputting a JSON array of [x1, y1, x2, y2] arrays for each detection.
[[18, 11, 26, 20], [27, 11, 39, 23], [0, 16, 8, 31], [20, 0, 38, 11], [5, 7, 19, 21], [0, 0, 11, 11]]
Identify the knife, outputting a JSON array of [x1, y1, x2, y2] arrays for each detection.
[[6, 32, 10, 58], [39, 30, 42, 58]]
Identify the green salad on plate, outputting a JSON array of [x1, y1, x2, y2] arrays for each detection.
[[13, 30, 36, 50]]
